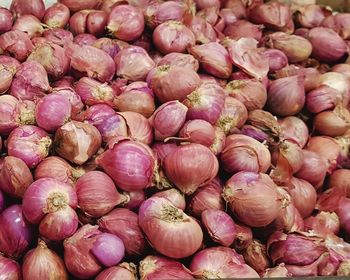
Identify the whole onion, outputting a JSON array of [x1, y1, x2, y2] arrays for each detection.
[[164, 143, 219, 194], [43, 28, 74, 47], [279, 116, 309, 148], [139, 255, 194, 280], [0, 30, 34, 62], [186, 15, 217, 44], [139, 197, 203, 258], [54, 121, 102, 165], [0, 255, 21, 280], [22, 240, 68, 280], [221, 134, 271, 174], [92, 37, 125, 58], [0, 156, 33, 198], [107, 5, 144, 41], [7, 125, 52, 168], [0, 8, 13, 33], [147, 65, 201, 103], [115, 46, 155, 81], [224, 20, 263, 41], [267, 75, 305, 116], [190, 246, 259, 278], [223, 172, 284, 227], [314, 106, 350, 137], [35, 93, 71, 132], [183, 82, 225, 125], [153, 21, 195, 54], [329, 169, 350, 198], [152, 188, 186, 211], [157, 52, 198, 71], [0, 56, 20, 94], [43, 3, 70, 28], [263, 48, 289, 72], [96, 263, 137, 280], [10, 0, 45, 20], [243, 239, 270, 273], [76, 171, 127, 217], [322, 13, 350, 40], [96, 138, 156, 191], [98, 208, 147, 256], [179, 120, 216, 147], [12, 15, 44, 39], [0, 205, 34, 259], [52, 87, 84, 120], [318, 72, 350, 102]]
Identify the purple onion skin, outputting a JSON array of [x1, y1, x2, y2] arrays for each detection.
[[0, 8, 13, 33]]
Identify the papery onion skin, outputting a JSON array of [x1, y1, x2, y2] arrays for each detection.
[[243, 239, 270, 273], [139, 197, 203, 258], [179, 120, 216, 147], [307, 85, 344, 115], [233, 223, 253, 253], [152, 188, 186, 211], [157, 52, 199, 71], [10, 0, 45, 20], [263, 264, 290, 278], [0, 56, 20, 94], [224, 20, 263, 42], [279, 116, 309, 148], [186, 15, 217, 44], [96, 263, 137, 280], [22, 240, 68, 280], [314, 107, 350, 137], [12, 15, 44, 39], [304, 211, 340, 236], [98, 208, 147, 257], [43, 3, 70, 29], [0, 255, 21, 280], [0, 8, 13, 33], [0, 30, 34, 62]]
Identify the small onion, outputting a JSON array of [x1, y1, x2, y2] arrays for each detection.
[[152, 188, 186, 211], [10, 0, 45, 19], [296, 4, 329, 28], [0, 8, 13, 33], [0, 255, 21, 280], [0, 56, 20, 94], [58, 0, 100, 12], [0, 30, 34, 62], [262, 48, 289, 73], [43, 28, 73, 47], [96, 263, 137, 280], [329, 169, 350, 198], [92, 37, 125, 58], [43, 3, 70, 29], [52, 87, 84, 120], [22, 240, 68, 280], [157, 52, 199, 71], [337, 198, 350, 236], [224, 20, 263, 41], [12, 15, 44, 39], [243, 240, 270, 273], [139, 197, 203, 258], [186, 15, 217, 44], [318, 72, 350, 101], [179, 120, 216, 147], [234, 223, 253, 252], [322, 13, 350, 40], [314, 106, 350, 137], [279, 116, 309, 148]]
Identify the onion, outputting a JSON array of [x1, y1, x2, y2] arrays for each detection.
[[115, 46, 155, 81], [164, 143, 218, 194], [183, 82, 225, 124], [98, 208, 147, 256], [318, 72, 350, 102], [0, 204, 34, 259], [140, 255, 194, 280], [52, 87, 84, 120], [35, 93, 71, 132], [267, 75, 305, 116], [296, 4, 329, 28], [304, 212, 340, 237], [147, 65, 201, 103], [329, 169, 350, 198], [43, 3, 70, 28], [223, 172, 284, 227], [279, 116, 309, 148], [124, 190, 145, 211], [22, 240, 68, 280], [92, 37, 126, 58], [243, 239, 270, 273], [76, 171, 127, 217], [0, 8, 13, 33], [0, 255, 21, 280], [263, 264, 290, 278], [152, 142, 179, 162], [322, 13, 350, 40], [0, 56, 20, 94], [115, 82, 155, 118], [308, 27, 347, 63], [336, 198, 350, 236], [10, 0, 45, 20], [224, 20, 263, 41], [0, 30, 34, 62], [12, 15, 44, 39], [314, 106, 350, 137], [54, 121, 102, 165], [157, 52, 199, 71], [233, 223, 253, 252], [179, 120, 215, 147], [43, 28, 73, 47], [7, 125, 51, 168], [152, 188, 186, 211], [221, 134, 271, 174], [0, 156, 33, 198], [96, 263, 137, 280], [139, 197, 203, 258], [153, 21, 195, 54], [107, 4, 144, 41], [186, 15, 217, 44], [194, 0, 220, 10], [10, 60, 50, 101], [190, 246, 259, 278], [263, 48, 289, 73], [73, 34, 100, 49], [97, 138, 156, 191]]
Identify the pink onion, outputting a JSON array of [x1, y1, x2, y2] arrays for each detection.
[[296, 4, 330, 28], [7, 125, 51, 168], [164, 143, 219, 194], [147, 65, 201, 103], [153, 21, 195, 54], [107, 5, 144, 41], [10, 60, 50, 101], [91, 113, 128, 143], [202, 209, 236, 247], [304, 212, 340, 237], [233, 223, 253, 252], [224, 20, 263, 41], [52, 87, 84, 120], [185, 15, 217, 44], [194, 0, 220, 10], [76, 171, 126, 217], [98, 208, 147, 256], [96, 263, 137, 280], [243, 239, 270, 273], [179, 120, 216, 147], [263, 264, 290, 278], [157, 52, 199, 71], [0, 55, 20, 94], [58, 0, 100, 12], [329, 169, 350, 198], [124, 190, 145, 211], [279, 116, 309, 148], [115, 46, 155, 81], [139, 196, 203, 258], [152, 188, 186, 210], [190, 246, 259, 278], [43, 28, 73, 47], [263, 48, 289, 73], [224, 172, 284, 227], [43, 3, 70, 29], [86, 10, 108, 37], [10, 0, 45, 20], [0, 8, 13, 33], [314, 106, 350, 137], [0, 30, 34, 62], [92, 37, 125, 58], [318, 72, 350, 102], [336, 198, 350, 236], [0, 156, 33, 198], [12, 15, 44, 39], [0, 255, 21, 279], [0, 204, 34, 259]]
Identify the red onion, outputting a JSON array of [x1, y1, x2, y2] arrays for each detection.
[[0, 8, 13, 33], [43, 28, 73, 47], [319, 72, 350, 102], [76, 171, 126, 218], [58, 0, 100, 12], [140, 255, 193, 280], [0, 56, 20, 94], [164, 143, 218, 194], [147, 65, 201, 103], [91, 113, 128, 143], [233, 223, 253, 252], [54, 121, 102, 165], [22, 239, 68, 280], [0, 156, 33, 198], [96, 263, 137, 280], [0, 204, 34, 259], [10, 61, 50, 101], [115, 46, 155, 81], [190, 246, 259, 278], [107, 5, 144, 41], [322, 13, 350, 39], [152, 188, 186, 210], [179, 120, 215, 147], [216, 97, 248, 135], [0, 30, 34, 62], [86, 10, 108, 37], [152, 142, 179, 162], [97, 138, 156, 191], [7, 125, 51, 168], [116, 82, 155, 118], [157, 52, 199, 71], [124, 190, 145, 211], [221, 134, 271, 174], [0, 255, 21, 280], [279, 116, 309, 148], [308, 27, 347, 63], [243, 239, 270, 273], [153, 21, 195, 54], [98, 208, 147, 256], [296, 4, 329, 28], [139, 196, 203, 258], [267, 75, 305, 116], [336, 198, 350, 236], [223, 172, 284, 227], [263, 48, 289, 73], [263, 264, 290, 278], [186, 15, 217, 44], [224, 20, 262, 41], [35, 93, 71, 132], [68, 43, 116, 82], [43, 3, 70, 29], [52, 87, 84, 120], [329, 169, 350, 198], [10, 0, 45, 20], [304, 212, 340, 237], [92, 37, 125, 58], [12, 15, 44, 39], [314, 106, 350, 137], [225, 79, 267, 111]]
